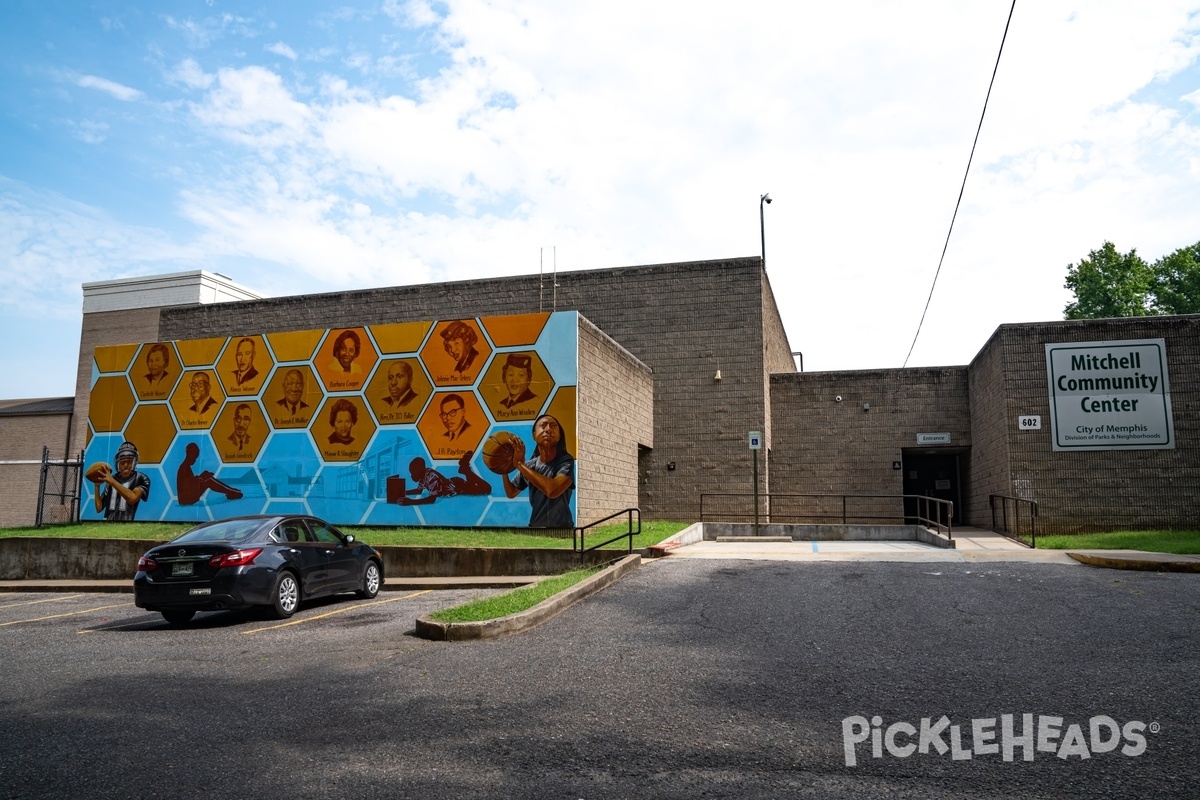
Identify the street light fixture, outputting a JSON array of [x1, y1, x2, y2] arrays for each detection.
[[759, 193, 772, 270]]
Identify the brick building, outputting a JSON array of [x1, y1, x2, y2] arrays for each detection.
[[2, 257, 1197, 533]]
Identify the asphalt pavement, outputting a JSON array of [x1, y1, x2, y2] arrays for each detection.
[[1, 556, 1195, 798]]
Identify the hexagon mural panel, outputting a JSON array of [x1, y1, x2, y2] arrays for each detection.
[[314, 327, 378, 393], [366, 357, 431, 425], [215, 334, 272, 398], [417, 390, 488, 462], [212, 399, 267, 464], [263, 365, 323, 429], [266, 329, 324, 363], [131, 342, 181, 402], [83, 312, 578, 528], [422, 319, 491, 387], [311, 396, 376, 462], [479, 350, 554, 422], [124, 404, 177, 465], [170, 368, 226, 431], [88, 375, 136, 433]]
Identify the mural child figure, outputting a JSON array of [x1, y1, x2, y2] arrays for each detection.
[[501, 414, 575, 528], [176, 442, 243, 505], [92, 441, 151, 521], [399, 453, 492, 505]]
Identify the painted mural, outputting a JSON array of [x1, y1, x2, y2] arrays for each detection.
[[82, 312, 579, 529]]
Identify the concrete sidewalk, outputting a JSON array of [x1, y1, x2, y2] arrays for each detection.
[[663, 528, 1200, 571]]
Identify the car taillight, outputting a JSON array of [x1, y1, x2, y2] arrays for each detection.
[[137, 556, 157, 572], [209, 548, 263, 569]]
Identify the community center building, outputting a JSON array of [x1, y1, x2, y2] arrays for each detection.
[[1, 256, 1196, 534]]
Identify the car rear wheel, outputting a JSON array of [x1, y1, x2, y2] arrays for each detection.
[[270, 572, 300, 619], [162, 609, 196, 626], [357, 561, 381, 599]]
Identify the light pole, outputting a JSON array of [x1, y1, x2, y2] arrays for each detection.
[[759, 193, 772, 270]]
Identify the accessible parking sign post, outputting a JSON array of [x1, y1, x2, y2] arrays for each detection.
[[749, 431, 762, 536]]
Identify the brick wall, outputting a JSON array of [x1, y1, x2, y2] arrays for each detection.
[[0, 411, 75, 528], [769, 367, 971, 523], [72, 307, 165, 455], [158, 257, 776, 520], [981, 315, 1200, 533], [576, 318, 653, 523], [965, 327, 1015, 526]]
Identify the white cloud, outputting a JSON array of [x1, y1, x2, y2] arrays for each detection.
[[191, 66, 311, 147], [266, 41, 298, 60], [15, 1, 1200, 393], [169, 58, 214, 89], [75, 75, 143, 101]]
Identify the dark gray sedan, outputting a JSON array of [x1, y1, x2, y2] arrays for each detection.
[[134, 515, 384, 625]]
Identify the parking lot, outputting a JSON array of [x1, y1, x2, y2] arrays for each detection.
[[1, 559, 1197, 799], [0, 587, 501, 659]]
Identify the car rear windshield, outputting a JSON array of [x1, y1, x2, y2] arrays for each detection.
[[173, 519, 265, 544]]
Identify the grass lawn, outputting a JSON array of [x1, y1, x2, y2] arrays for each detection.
[[429, 567, 600, 623], [1034, 529, 1200, 554], [0, 519, 691, 550]]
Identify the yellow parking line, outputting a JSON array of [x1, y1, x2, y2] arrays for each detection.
[[0, 602, 131, 627], [242, 590, 432, 635], [0, 594, 84, 610]]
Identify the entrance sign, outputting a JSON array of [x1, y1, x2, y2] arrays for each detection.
[[1045, 338, 1174, 451], [916, 433, 951, 445]]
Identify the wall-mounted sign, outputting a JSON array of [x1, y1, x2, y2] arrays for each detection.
[[1018, 415, 1042, 430], [916, 433, 951, 445], [1045, 339, 1174, 451]]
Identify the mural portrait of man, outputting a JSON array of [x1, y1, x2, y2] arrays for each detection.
[[384, 361, 419, 407], [228, 403, 253, 451], [276, 369, 309, 416], [188, 372, 217, 414], [439, 393, 471, 442], [231, 338, 259, 387]]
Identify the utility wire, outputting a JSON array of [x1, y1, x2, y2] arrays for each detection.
[[902, 0, 1017, 368]]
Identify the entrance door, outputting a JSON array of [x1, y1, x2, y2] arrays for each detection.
[[901, 452, 962, 526]]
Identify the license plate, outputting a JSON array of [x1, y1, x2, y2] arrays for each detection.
[[172, 562, 194, 577], [189, 588, 211, 596]]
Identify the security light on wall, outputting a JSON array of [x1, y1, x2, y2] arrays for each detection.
[[863, 403, 870, 411], [714, 369, 723, 382]]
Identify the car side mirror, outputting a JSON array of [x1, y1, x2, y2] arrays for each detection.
[[344, 534, 356, 545]]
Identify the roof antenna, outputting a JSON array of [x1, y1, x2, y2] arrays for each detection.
[[539, 248, 544, 312]]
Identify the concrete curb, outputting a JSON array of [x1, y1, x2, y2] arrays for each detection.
[[1066, 550, 1200, 573], [414, 554, 642, 641]]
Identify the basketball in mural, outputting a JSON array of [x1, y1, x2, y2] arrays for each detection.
[[480, 430, 521, 474]]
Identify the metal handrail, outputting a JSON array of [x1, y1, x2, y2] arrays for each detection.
[[699, 492, 955, 539], [574, 507, 640, 560], [989, 494, 1037, 547]]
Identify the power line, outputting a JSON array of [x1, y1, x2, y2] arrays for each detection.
[[903, 0, 1017, 368]]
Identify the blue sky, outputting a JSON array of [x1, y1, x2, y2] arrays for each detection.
[[2, 1, 1199, 398]]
